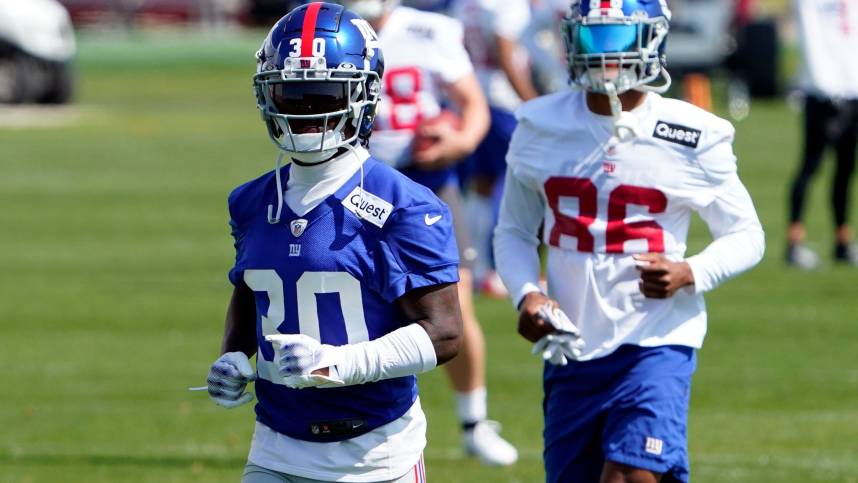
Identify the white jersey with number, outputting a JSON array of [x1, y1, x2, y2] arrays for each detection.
[[494, 90, 765, 361], [371, 6, 473, 168], [796, 0, 858, 99], [451, 0, 531, 111]]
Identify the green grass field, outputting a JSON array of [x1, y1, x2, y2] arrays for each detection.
[[1, 31, 857, 483]]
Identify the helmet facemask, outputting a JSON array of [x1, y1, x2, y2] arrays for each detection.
[[253, 56, 382, 164], [563, 12, 670, 96]]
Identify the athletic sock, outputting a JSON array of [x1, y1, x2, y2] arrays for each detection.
[[456, 387, 487, 429]]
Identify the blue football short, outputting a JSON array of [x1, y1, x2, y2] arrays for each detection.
[[458, 106, 517, 184], [543, 344, 696, 483]]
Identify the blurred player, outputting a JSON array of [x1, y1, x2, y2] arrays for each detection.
[[205, 4, 463, 481], [450, 0, 540, 297], [339, 0, 518, 466], [787, 0, 858, 268], [523, 0, 572, 95], [493, 0, 765, 481]]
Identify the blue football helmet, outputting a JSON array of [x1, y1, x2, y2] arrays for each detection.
[[562, 0, 672, 95], [253, 2, 384, 163]]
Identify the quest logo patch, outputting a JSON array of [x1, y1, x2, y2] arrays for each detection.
[[342, 186, 393, 228], [653, 121, 702, 148]]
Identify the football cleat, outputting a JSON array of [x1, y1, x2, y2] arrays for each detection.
[[786, 243, 820, 270], [463, 420, 519, 466], [834, 243, 858, 266]]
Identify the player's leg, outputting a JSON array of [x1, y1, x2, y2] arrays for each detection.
[[241, 463, 290, 483], [599, 345, 696, 483], [445, 267, 485, 395], [435, 183, 517, 466], [464, 107, 516, 296], [787, 94, 831, 268], [831, 100, 858, 264], [542, 360, 610, 483], [242, 457, 427, 483], [600, 462, 661, 483]]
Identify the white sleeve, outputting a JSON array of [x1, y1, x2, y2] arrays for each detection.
[[336, 323, 437, 385], [493, 0, 531, 40], [493, 168, 545, 308], [685, 175, 765, 293], [436, 19, 474, 83]]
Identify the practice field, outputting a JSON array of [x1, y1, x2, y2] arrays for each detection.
[[1, 32, 857, 483]]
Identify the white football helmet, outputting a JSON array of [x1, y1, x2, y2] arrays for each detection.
[[339, 0, 399, 20]]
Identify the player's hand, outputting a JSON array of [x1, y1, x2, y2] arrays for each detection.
[[531, 303, 584, 365], [412, 123, 470, 169], [517, 292, 559, 343], [634, 253, 695, 299], [207, 352, 257, 409], [265, 334, 346, 389]]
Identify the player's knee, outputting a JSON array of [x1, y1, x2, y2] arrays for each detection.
[[600, 461, 662, 483]]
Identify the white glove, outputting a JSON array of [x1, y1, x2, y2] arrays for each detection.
[[265, 334, 346, 389], [207, 352, 257, 408], [531, 303, 585, 366]]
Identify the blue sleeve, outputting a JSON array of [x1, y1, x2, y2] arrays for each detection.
[[377, 200, 460, 302], [227, 219, 246, 286], [227, 192, 247, 287]]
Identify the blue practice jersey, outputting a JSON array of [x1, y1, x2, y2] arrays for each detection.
[[227, 157, 460, 443]]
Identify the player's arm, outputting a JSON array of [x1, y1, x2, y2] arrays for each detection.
[[267, 201, 463, 389], [493, 168, 556, 342], [221, 282, 258, 357], [266, 289, 460, 389], [635, 125, 765, 298], [395, 282, 463, 364], [636, 176, 764, 298], [206, 283, 258, 408], [683, 175, 765, 293], [413, 73, 490, 167], [495, 34, 538, 103]]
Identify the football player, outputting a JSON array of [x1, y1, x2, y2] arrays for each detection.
[[339, 0, 518, 466], [450, 0, 539, 297], [787, 0, 858, 268], [205, 4, 462, 482], [493, 1, 765, 482]]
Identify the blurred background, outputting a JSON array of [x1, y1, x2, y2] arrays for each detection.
[[1, 0, 856, 482]]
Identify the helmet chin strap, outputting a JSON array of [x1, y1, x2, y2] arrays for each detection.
[[343, 142, 366, 222], [266, 142, 365, 225], [603, 81, 638, 143], [267, 151, 287, 224]]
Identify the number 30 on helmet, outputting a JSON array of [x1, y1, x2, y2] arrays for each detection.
[[253, 2, 385, 164]]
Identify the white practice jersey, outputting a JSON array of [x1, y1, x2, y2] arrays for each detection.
[[796, 0, 858, 99], [494, 90, 765, 361], [371, 6, 473, 168], [451, 0, 531, 111]]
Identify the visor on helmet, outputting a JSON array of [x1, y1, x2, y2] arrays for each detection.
[[575, 24, 640, 54], [270, 81, 349, 116]]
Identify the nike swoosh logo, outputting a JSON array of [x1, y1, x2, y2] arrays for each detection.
[[424, 214, 442, 226]]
